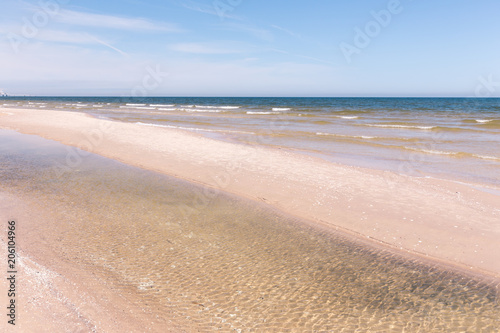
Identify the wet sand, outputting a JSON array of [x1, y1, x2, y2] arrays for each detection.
[[0, 191, 183, 332], [1, 108, 499, 277], [1, 109, 500, 331]]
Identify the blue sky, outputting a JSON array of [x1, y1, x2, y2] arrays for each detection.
[[0, 0, 499, 97]]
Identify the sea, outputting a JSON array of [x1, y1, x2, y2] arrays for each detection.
[[2, 97, 499, 191]]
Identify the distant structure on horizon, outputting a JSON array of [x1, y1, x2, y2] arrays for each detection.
[[0, 89, 8, 96]]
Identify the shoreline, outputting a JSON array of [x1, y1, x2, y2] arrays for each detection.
[[0, 190, 181, 332], [2, 165, 497, 331], [1, 107, 500, 281]]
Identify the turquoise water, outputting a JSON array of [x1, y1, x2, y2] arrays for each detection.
[[2, 97, 499, 188]]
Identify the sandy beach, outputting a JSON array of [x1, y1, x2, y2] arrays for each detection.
[[2, 107, 499, 276], [2, 0, 500, 330], [1, 107, 499, 331]]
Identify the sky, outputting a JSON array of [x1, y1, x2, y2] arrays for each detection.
[[0, 0, 499, 97]]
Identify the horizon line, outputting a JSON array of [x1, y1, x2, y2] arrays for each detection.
[[1, 95, 498, 99]]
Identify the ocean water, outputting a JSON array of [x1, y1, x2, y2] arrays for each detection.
[[2, 97, 500, 189], [0, 130, 499, 332]]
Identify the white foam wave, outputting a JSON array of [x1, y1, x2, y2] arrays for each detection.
[[405, 148, 500, 160], [137, 122, 192, 130], [316, 133, 375, 139], [272, 108, 291, 111], [418, 149, 456, 155], [474, 154, 500, 161], [185, 109, 222, 113], [475, 119, 493, 123], [193, 105, 238, 109], [247, 111, 280, 115], [136, 122, 254, 134], [126, 103, 146, 106], [120, 106, 151, 110], [339, 116, 359, 119], [157, 108, 177, 111], [93, 105, 103, 107], [194, 105, 220, 109], [405, 147, 465, 156], [367, 124, 435, 130], [150, 104, 175, 107]]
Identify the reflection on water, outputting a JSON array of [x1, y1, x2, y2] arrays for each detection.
[[1, 130, 499, 332]]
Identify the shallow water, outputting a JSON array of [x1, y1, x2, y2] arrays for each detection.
[[2, 97, 500, 189], [1, 129, 499, 332]]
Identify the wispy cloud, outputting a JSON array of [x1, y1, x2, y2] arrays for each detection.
[[36, 30, 101, 44], [169, 42, 243, 54], [177, 0, 241, 20], [169, 41, 250, 54], [0, 33, 337, 96], [219, 23, 274, 42], [54, 9, 181, 32], [294, 54, 335, 66], [89, 35, 129, 56], [0, 24, 128, 55], [268, 48, 335, 66], [271, 25, 303, 40], [180, 0, 218, 15]]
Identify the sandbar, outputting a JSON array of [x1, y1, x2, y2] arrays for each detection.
[[1, 107, 499, 280]]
